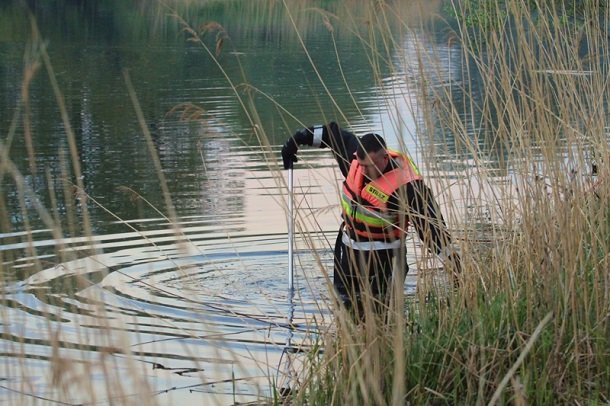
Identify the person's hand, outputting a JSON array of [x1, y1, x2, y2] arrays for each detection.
[[281, 128, 311, 170], [281, 138, 299, 169]]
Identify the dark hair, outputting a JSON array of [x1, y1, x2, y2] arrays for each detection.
[[356, 133, 386, 159]]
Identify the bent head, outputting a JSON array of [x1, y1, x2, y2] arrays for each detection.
[[356, 133, 389, 180]]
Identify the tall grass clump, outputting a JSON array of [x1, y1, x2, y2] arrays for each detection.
[[278, 0, 610, 404]]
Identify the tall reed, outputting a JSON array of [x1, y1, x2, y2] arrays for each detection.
[[165, 0, 610, 403], [278, 0, 610, 404]]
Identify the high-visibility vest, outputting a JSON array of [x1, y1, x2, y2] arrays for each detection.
[[341, 150, 422, 244]]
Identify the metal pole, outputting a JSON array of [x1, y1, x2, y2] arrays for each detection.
[[287, 165, 294, 292], [278, 163, 296, 399]]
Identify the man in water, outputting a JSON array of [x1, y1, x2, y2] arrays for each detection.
[[281, 122, 461, 319]]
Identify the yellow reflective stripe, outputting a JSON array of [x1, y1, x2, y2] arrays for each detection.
[[408, 158, 421, 176], [341, 192, 395, 221], [340, 194, 393, 228]]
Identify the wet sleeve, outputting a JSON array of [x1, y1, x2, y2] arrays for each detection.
[[318, 122, 359, 178]]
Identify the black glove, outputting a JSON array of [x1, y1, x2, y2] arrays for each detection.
[[281, 138, 298, 169], [281, 128, 313, 170]]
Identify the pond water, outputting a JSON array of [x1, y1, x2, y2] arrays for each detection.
[[0, 1, 522, 404]]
